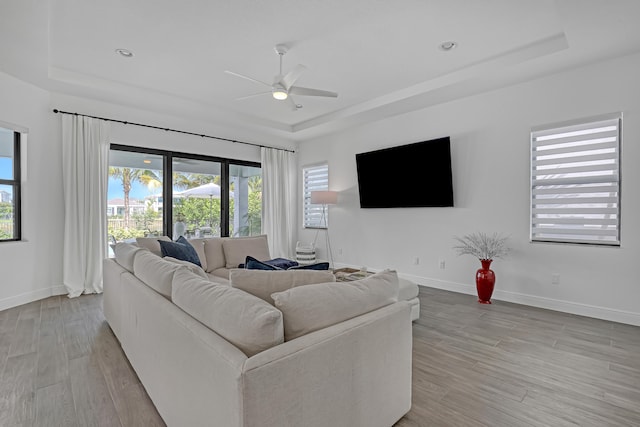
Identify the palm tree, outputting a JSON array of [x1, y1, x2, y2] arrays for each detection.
[[248, 175, 262, 193], [173, 173, 217, 190], [109, 167, 161, 228]]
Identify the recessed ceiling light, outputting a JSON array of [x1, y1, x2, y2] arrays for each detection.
[[439, 41, 457, 51], [115, 48, 134, 58], [143, 159, 151, 164]]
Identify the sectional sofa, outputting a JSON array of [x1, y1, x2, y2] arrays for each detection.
[[135, 234, 421, 320], [103, 238, 414, 426]]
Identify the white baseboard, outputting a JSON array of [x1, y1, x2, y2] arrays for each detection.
[[0, 285, 67, 312], [410, 275, 640, 327], [334, 263, 640, 327], [491, 288, 640, 327]]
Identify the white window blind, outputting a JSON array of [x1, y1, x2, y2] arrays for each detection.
[[530, 114, 621, 246], [303, 164, 328, 228]]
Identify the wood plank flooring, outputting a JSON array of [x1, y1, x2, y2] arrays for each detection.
[[395, 287, 640, 427], [0, 294, 163, 427], [0, 287, 639, 426]]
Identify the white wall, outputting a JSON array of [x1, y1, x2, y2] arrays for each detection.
[[0, 71, 63, 309], [0, 79, 296, 311], [297, 52, 640, 325], [2, 50, 638, 324]]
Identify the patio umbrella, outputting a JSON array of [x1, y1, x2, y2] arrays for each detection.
[[174, 183, 233, 228], [177, 182, 223, 199]]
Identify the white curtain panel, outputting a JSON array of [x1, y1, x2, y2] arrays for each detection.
[[261, 147, 297, 259], [61, 115, 110, 297]]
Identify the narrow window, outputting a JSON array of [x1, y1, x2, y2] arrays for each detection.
[[531, 113, 621, 246], [0, 126, 21, 242], [303, 164, 329, 229], [228, 163, 262, 237]]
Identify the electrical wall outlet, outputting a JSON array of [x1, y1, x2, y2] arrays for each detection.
[[413, 257, 420, 265], [439, 259, 446, 269], [551, 273, 560, 284]]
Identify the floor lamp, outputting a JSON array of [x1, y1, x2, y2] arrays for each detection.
[[311, 190, 337, 269]]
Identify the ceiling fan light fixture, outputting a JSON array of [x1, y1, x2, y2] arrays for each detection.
[[272, 87, 288, 100], [227, 46, 337, 107]]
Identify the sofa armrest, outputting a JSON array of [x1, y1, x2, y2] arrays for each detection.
[[103, 258, 128, 339], [241, 302, 412, 427], [117, 272, 248, 427]]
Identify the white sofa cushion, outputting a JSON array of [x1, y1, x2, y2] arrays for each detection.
[[186, 238, 208, 271], [136, 236, 172, 256], [229, 269, 336, 305], [133, 250, 181, 299], [113, 242, 146, 273], [398, 278, 419, 301], [272, 270, 399, 341], [209, 268, 232, 281], [205, 272, 230, 285], [172, 269, 284, 356], [203, 238, 226, 272], [163, 256, 209, 280], [223, 235, 270, 269]]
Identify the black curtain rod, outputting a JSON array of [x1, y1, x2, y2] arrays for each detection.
[[52, 109, 295, 153]]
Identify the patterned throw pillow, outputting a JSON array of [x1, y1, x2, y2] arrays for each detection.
[[159, 236, 202, 267]]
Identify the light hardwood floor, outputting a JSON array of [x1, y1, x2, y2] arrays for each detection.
[[1, 287, 639, 426]]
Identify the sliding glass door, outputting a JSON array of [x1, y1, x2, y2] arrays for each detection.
[[172, 157, 223, 238], [108, 145, 260, 245], [229, 163, 262, 237], [107, 150, 164, 243]]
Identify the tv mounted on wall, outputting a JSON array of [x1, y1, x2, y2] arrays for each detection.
[[355, 137, 454, 208]]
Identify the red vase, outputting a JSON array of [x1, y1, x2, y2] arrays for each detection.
[[476, 259, 495, 304]]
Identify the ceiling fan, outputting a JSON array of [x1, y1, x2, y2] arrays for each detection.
[[225, 45, 338, 110]]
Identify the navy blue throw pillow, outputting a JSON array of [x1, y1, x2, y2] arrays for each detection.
[[265, 258, 299, 270], [176, 235, 192, 246], [159, 237, 202, 267], [245, 256, 282, 270], [239, 258, 299, 269], [288, 262, 330, 271]]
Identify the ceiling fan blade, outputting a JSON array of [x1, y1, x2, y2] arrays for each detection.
[[280, 64, 307, 90], [289, 86, 338, 98], [236, 91, 271, 101], [225, 70, 272, 88]]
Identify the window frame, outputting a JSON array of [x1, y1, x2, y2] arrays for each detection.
[[0, 129, 21, 242], [302, 163, 329, 229], [530, 113, 621, 246], [109, 144, 260, 239]]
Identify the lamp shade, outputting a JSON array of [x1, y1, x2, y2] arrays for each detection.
[[311, 190, 338, 205]]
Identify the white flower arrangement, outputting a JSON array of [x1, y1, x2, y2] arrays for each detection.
[[453, 232, 510, 261]]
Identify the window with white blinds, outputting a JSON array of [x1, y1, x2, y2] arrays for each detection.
[[530, 113, 621, 246], [303, 164, 328, 229]]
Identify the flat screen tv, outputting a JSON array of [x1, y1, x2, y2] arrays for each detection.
[[356, 137, 453, 208]]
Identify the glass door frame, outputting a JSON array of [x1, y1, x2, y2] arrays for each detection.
[[110, 144, 260, 238]]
